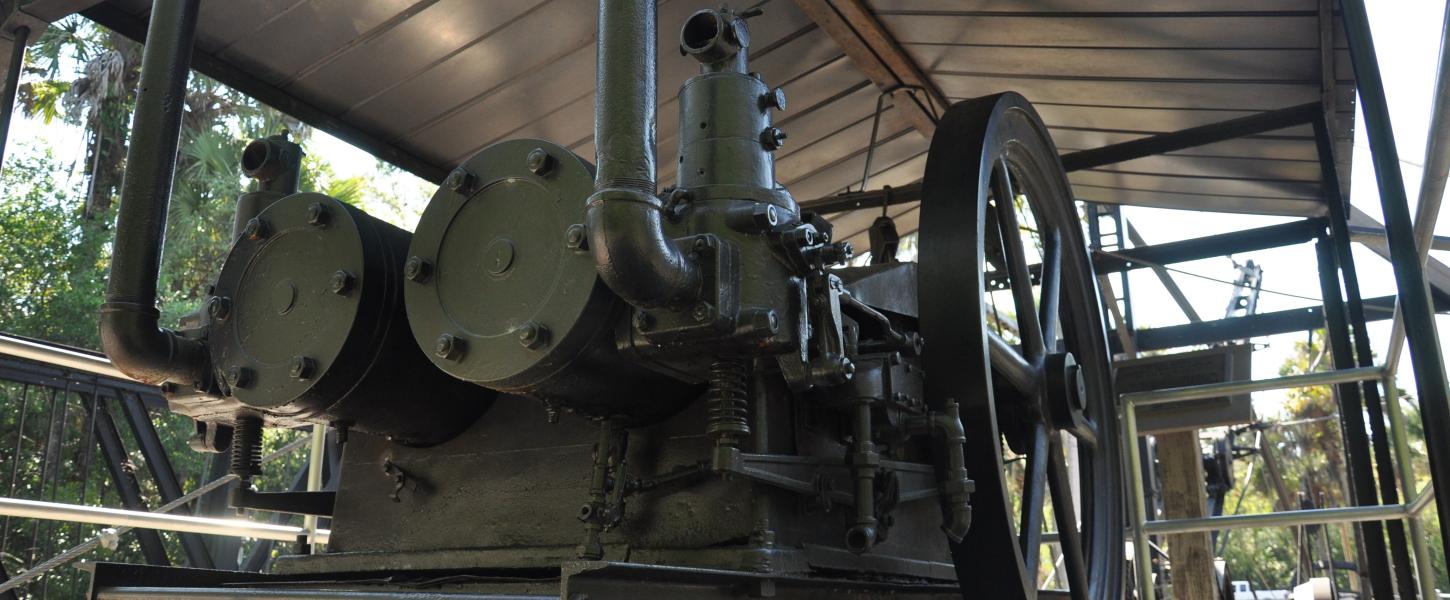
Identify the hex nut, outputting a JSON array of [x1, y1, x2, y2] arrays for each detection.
[[207, 296, 232, 320], [289, 356, 316, 380], [305, 202, 330, 227], [527, 148, 555, 176], [565, 224, 588, 251], [445, 167, 475, 194], [404, 256, 433, 283], [226, 366, 253, 389], [760, 127, 787, 150], [330, 270, 355, 295], [435, 333, 463, 360], [242, 217, 269, 240], [692, 302, 712, 323], [517, 321, 550, 349]]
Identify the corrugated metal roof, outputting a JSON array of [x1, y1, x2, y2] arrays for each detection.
[[85, 0, 1353, 250]]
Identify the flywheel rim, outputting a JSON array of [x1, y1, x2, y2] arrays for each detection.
[[918, 92, 1125, 600]]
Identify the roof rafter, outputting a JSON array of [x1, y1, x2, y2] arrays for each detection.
[[792, 0, 946, 138]]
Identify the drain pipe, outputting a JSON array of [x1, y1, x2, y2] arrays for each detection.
[[98, 0, 207, 387], [584, 0, 700, 308]]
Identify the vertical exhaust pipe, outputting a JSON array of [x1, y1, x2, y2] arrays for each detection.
[[98, 0, 207, 386], [585, 0, 700, 309]]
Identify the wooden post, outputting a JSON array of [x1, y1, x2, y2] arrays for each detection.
[[1158, 430, 1216, 600]]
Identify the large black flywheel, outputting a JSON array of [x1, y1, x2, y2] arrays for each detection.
[[918, 92, 1125, 600]]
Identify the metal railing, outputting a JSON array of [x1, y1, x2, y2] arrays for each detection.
[[1119, 364, 1437, 600], [0, 333, 334, 596]]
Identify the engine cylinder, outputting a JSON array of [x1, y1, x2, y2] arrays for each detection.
[[205, 193, 492, 445], [405, 139, 693, 421]]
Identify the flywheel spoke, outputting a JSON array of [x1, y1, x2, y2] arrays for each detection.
[[1017, 423, 1051, 576], [1038, 230, 1063, 349], [990, 162, 1046, 363], [1047, 434, 1090, 600], [989, 330, 1039, 397]]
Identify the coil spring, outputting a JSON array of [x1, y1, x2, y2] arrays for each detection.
[[230, 416, 263, 480], [706, 359, 750, 444]]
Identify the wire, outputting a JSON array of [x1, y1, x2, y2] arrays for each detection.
[[1092, 247, 1401, 311]]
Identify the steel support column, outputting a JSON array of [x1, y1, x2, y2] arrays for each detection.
[[1316, 238, 1396, 598], [0, 25, 28, 169], [1339, 0, 1450, 566], [117, 393, 216, 569], [1315, 116, 1419, 598], [88, 398, 170, 565]]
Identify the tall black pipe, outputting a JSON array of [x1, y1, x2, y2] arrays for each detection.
[[98, 0, 207, 386], [0, 25, 31, 168], [584, 0, 700, 308]]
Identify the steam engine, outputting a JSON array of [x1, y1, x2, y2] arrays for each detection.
[[96, 1, 1119, 597]]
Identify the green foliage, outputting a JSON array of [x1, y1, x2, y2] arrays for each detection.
[[0, 17, 423, 594], [1218, 332, 1448, 592], [0, 146, 109, 348]]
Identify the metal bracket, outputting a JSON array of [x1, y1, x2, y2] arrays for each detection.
[[229, 487, 336, 518]]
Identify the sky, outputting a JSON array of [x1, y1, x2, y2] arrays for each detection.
[[1116, 0, 1449, 417], [4, 3, 1449, 421]]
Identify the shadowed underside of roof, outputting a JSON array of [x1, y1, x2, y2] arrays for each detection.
[[83, 0, 1355, 252]]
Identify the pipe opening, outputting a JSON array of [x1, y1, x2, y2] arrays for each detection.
[[682, 12, 721, 52], [241, 139, 269, 174]]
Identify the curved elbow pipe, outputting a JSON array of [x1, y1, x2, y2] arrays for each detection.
[[585, 0, 700, 309], [100, 305, 207, 386], [586, 189, 700, 308], [98, 0, 207, 386]]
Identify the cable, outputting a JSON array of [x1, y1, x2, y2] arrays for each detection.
[[1092, 247, 1391, 310]]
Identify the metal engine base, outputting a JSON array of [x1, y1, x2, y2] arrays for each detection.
[[88, 561, 971, 599]]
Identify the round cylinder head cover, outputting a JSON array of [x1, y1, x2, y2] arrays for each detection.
[[207, 193, 491, 445], [406, 139, 691, 418]]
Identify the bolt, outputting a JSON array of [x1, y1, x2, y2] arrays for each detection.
[[208, 296, 232, 320], [517, 321, 549, 349], [305, 202, 330, 227], [445, 167, 475, 194], [226, 366, 253, 389], [527, 148, 554, 175], [326, 269, 354, 294], [693, 236, 709, 252], [434, 333, 463, 360], [241, 217, 268, 240], [840, 358, 856, 378], [692, 302, 712, 323], [761, 87, 787, 111], [633, 310, 654, 332], [404, 256, 433, 283], [565, 224, 588, 251], [760, 127, 787, 150], [289, 356, 316, 380]]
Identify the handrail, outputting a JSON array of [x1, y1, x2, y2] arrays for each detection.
[[0, 333, 131, 381], [1122, 365, 1390, 600]]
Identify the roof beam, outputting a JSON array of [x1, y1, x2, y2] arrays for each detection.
[[792, 0, 945, 138], [1058, 102, 1321, 173]]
